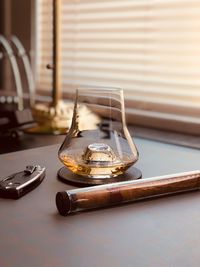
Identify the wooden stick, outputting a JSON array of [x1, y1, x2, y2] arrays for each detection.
[[52, 0, 61, 106], [56, 170, 200, 215]]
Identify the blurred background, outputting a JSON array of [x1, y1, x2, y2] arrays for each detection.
[[0, 0, 199, 153], [0, 0, 32, 98]]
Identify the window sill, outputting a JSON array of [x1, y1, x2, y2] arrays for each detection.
[[129, 125, 200, 150]]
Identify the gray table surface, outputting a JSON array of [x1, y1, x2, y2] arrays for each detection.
[[0, 138, 200, 267]]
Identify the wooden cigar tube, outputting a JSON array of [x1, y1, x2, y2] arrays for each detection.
[[56, 170, 200, 216]]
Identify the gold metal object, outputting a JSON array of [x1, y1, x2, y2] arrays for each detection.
[[26, 0, 74, 134], [26, 101, 100, 134], [25, 100, 73, 134]]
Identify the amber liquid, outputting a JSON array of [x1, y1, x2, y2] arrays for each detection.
[[60, 151, 135, 178]]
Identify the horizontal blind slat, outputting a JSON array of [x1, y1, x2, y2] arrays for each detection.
[[36, 0, 200, 127]]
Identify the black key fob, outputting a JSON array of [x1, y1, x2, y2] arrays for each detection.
[[0, 165, 46, 199]]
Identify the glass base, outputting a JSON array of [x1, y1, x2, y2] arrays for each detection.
[[57, 166, 142, 186]]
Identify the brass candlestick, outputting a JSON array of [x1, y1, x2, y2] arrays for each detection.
[[26, 0, 74, 134]]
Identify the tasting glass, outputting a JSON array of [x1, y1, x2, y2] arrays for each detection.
[[58, 87, 139, 179]]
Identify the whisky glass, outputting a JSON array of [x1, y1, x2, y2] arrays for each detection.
[[58, 87, 139, 180]]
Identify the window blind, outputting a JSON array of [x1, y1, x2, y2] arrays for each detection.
[[36, 0, 200, 134]]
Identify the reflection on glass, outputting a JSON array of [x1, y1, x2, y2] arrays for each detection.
[[58, 87, 139, 179]]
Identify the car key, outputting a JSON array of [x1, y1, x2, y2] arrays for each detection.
[[0, 165, 46, 199]]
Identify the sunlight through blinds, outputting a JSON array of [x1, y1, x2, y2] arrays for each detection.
[[36, 0, 200, 133]]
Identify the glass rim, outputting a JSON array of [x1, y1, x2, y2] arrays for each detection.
[[76, 86, 123, 92]]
